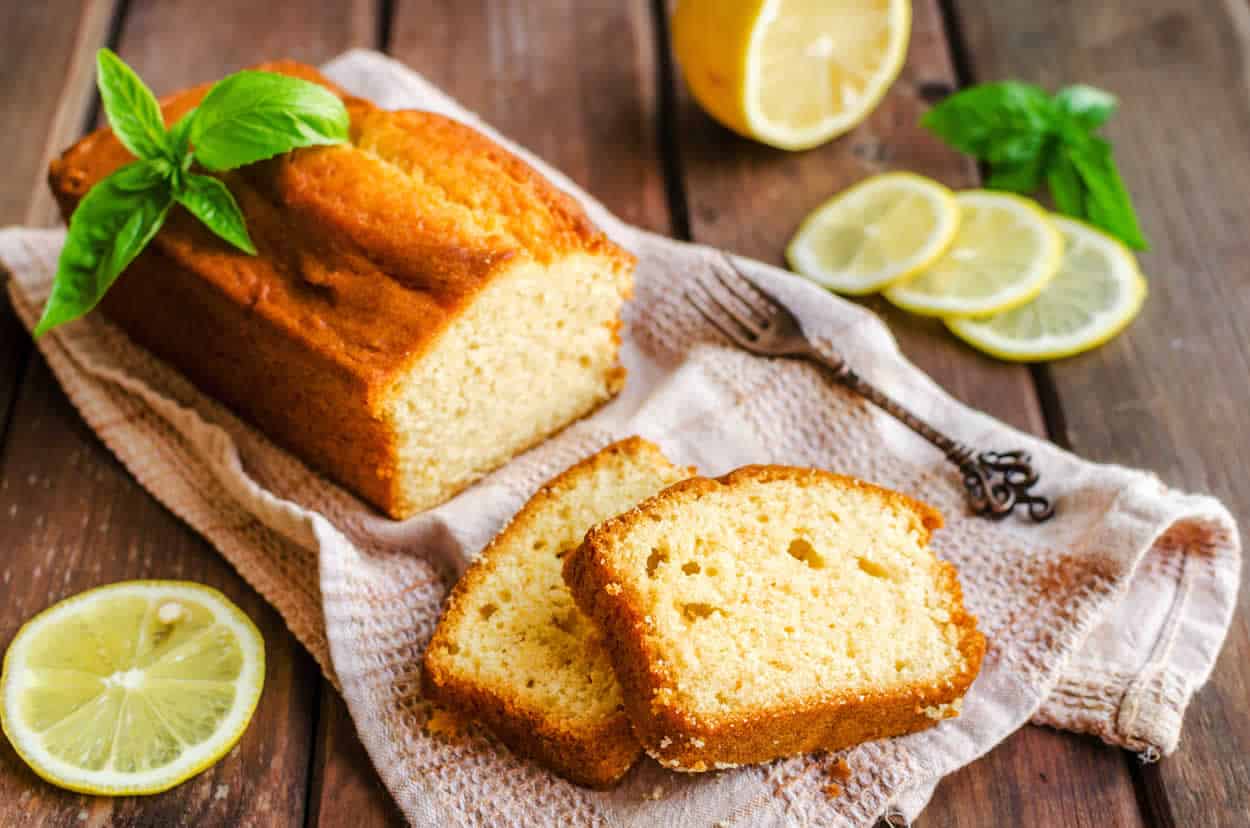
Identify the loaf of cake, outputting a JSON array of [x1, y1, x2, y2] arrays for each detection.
[[423, 437, 691, 787], [563, 466, 985, 772], [47, 61, 633, 519]]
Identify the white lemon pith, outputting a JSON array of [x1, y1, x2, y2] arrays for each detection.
[[672, 0, 911, 151], [1, 581, 264, 796], [946, 217, 1147, 362], [883, 191, 1063, 317], [787, 173, 960, 294]]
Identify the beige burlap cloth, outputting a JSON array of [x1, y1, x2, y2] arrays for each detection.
[[1, 51, 1240, 826]]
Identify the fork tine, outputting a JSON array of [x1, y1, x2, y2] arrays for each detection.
[[710, 266, 771, 328], [700, 278, 765, 337], [719, 254, 801, 326], [685, 286, 754, 345]]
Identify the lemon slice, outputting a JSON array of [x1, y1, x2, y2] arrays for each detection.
[[786, 173, 960, 294], [946, 216, 1147, 362], [672, 0, 911, 150], [883, 191, 1063, 317], [1, 581, 264, 795]]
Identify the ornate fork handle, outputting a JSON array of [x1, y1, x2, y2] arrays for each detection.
[[815, 350, 1055, 522]]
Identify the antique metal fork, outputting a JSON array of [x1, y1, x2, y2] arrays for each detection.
[[686, 258, 1055, 522]]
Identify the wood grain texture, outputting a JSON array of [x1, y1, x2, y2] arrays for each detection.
[[0, 360, 319, 827], [0, 2, 375, 826], [390, 0, 673, 235], [0, 0, 115, 228], [948, 0, 1250, 824], [664, 0, 1145, 824], [307, 693, 405, 828], [110, 0, 376, 94], [0, 0, 118, 487]]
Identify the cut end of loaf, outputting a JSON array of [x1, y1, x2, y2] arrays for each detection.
[[384, 251, 630, 518], [423, 437, 691, 787], [564, 465, 985, 771]]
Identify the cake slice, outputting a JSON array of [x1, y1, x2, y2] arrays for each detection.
[[48, 61, 632, 519], [423, 437, 691, 787], [563, 465, 985, 771]]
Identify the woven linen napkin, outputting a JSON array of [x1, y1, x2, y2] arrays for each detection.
[[0, 50, 1239, 827]]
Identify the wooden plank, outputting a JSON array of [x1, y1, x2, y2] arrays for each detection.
[[0, 0, 117, 479], [0, 0, 114, 228], [389, 0, 673, 235], [0, 360, 319, 827], [307, 694, 405, 828], [664, 1, 1146, 825], [108, 0, 376, 91], [0, 2, 376, 826], [947, 0, 1250, 824]]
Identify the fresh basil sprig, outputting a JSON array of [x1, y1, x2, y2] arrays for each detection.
[[922, 81, 1147, 250], [36, 49, 350, 337]]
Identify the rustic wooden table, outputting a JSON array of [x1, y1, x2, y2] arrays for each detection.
[[1, 1, 1246, 825]]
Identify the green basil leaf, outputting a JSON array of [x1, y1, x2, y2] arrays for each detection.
[[981, 130, 1047, 165], [190, 71, 349, 171], [1046, 147, 1085, 218], [1055, 84, 1117, 132], [96, 48, 171, 162], [176, 173, 256, 254], [1067, 137, 1148, 249], [987, 147, 1049, 194], [921, 82, 1055, 160], [35, 160, 173, 336]]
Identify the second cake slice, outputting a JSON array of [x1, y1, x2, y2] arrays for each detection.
[[564, 465, 985, 772], [423, 437, 690, 787]]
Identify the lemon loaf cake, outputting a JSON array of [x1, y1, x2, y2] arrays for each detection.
[[47, 61, 633, 519], [423, 437, 691, 787], [564, 466, 985, 771]]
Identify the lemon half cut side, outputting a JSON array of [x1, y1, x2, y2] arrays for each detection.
[[673, 0, 912, 150]]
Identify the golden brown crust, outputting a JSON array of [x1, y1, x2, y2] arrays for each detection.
[[47, 60, 633, 518], [423, 437, 687, 788], [563, 465, 984, 772]]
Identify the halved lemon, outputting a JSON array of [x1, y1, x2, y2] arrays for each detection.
[[883, 191, 1063, 317], [786, 173, 960, 294], [671, 0, 912, 151], [946, 216, 1147, 362], [1, 581, 264, 795]]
